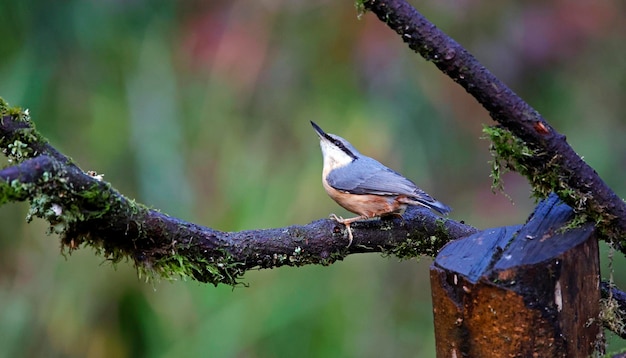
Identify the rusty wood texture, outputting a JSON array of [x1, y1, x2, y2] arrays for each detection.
[[431, 194, 601, 357]]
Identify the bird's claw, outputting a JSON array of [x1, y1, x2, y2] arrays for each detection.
[[329, 213, 353, 247], [329, 213, 343, 222]]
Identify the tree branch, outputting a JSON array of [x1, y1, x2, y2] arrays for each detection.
[[2, 2, 626, 347], [601, 281, 626, 339], [361, 0, 626, 252], [4, 103, 626, 337], [0, 100, 476, 285]]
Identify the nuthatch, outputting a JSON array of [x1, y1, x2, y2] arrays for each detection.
[[311, 121, 451, 246]]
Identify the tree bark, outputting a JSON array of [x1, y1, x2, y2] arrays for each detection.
[[0, 109, 477, 286], [361, 0, 626, 252], [431, 194, 601, 356]]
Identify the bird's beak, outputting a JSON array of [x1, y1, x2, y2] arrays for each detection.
[[310, 121, 327, 140]]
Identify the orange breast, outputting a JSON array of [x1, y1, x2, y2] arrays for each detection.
[[322, 177, 405, 218]]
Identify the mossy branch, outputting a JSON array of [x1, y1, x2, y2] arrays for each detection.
[[361, 0, 626, 252], [3, 101, 626, 337], [0, 98, 476, 286], [601, 281, 626, 339]]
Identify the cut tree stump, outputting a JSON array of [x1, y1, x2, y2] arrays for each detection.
[[431, 194, 601, 357]]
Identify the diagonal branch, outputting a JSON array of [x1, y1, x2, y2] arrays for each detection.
[[361, 0, 626, 252]]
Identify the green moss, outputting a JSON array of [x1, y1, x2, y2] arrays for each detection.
[[0, 100, 48, 164], [483, 124, 624, 248], [319, 250, 346, 266], [384, 238, 421, 259], [598, 245, 625, 354], [482, 125, 599, 208], [0, 153, 237, 286], [483, 125, 537, 195], [59, 195, 149, 262], [0, 97, 254, 286], [354, 0, 366, 19], [7, 140, 30, 161], [558, 213, 589, 234], [600, 293, 626, 340], [0, 97, 24, 118], [382, 218, 451, 259], [0, 156, 98, 241], [0, 158, 134, 263], [136, 248, 246, 286]]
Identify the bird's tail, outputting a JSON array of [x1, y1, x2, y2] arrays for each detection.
[[399, 196, 451, 215]]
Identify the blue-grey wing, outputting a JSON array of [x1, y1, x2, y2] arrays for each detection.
[[327, 157, 451, 215], [326, 157, 420, 196], [326, 157, 451, 215]]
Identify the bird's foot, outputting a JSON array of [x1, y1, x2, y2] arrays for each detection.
[[329, 214, 366, 247], [329, 214, 353, 246], [343, 223, 354, 247]]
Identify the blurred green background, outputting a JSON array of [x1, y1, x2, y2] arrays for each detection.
[[1, 1, 625, 357]]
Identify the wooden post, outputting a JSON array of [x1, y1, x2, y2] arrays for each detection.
[[431, 194, 601, 357]]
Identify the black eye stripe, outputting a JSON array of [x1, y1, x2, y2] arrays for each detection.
[[322, 133, 357, 160], [334, 140, 357, 160]]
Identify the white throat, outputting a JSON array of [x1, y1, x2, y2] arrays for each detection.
[[319, 140, 354, 171]]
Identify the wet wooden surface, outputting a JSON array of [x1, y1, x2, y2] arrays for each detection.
[[431, 194, 601, 357]]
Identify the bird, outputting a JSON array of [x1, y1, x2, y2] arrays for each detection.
[[311, 121, 451, 246]]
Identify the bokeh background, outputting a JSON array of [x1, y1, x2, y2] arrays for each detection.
[[1, 0, 626, 357]]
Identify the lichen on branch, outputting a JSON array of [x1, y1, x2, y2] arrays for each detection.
[[0, 97, 472, 286], [360, 0, 626, 252]]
